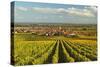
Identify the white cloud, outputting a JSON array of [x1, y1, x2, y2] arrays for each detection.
[[32, 7, 60, 14], [91, 6, 97, 12], [15, 6, 97, 17], [16, 7, 28, 11], [85, 6, 97, 12], [85, 6, 97, 15], [66, 7, 95, 17], [31, 7, 96, 17]]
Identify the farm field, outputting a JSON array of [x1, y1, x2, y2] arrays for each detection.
[[11, 1, 97, 66], [11, 33, 97, 66]]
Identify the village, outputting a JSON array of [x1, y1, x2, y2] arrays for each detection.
[[13, 24, 97, 37]]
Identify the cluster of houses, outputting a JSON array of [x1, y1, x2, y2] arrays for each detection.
[[14, 26, 79, 38], [14, 26, 96, 37]]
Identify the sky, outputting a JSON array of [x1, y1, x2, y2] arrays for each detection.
[[13, 1, 97, 24]]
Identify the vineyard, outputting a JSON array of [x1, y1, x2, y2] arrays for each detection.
[[11, 1, 97, 66], [12, 34, 97, 66]]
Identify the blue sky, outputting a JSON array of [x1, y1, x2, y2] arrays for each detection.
[[13, 1, 97, 24]]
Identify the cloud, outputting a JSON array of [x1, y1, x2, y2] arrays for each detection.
[[16, 7, 28, 11], [15, 6, 97, 17], [31, 7, 96, 17], [85, 6, 97, 12], [66, 7, 95, 17], [32, 7, 61, 14]]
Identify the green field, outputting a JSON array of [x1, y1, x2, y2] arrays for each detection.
[[11, 33, 97, 65]]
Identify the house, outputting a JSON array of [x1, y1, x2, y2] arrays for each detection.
[[65, 33, 78, 38]]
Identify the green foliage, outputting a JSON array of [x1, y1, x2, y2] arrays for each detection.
[[12, 34, 97, 66], [52, 40, 59, 63]]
